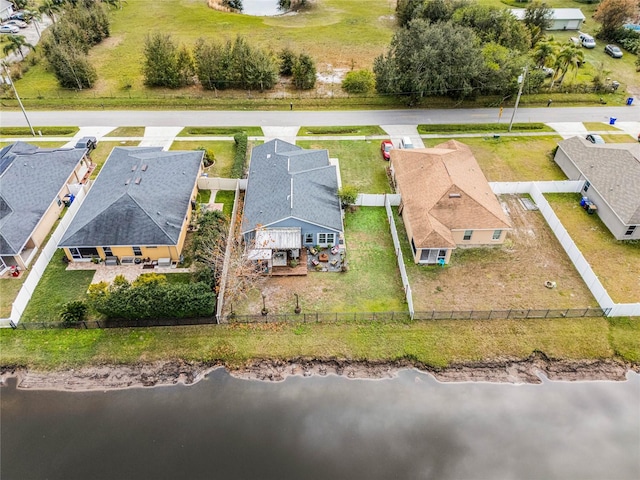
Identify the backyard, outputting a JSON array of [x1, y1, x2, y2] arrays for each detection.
[[296, 140, 392, 193], [546, 193, 640, 304], [230, 207, 405, 316], [396, 195, 597, 312]]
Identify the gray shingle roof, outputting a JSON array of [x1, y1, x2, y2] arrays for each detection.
[[242, 139, 343, 234], [0, 142, 86, 255], [59, 147, 203, 247], [558, 137, 640, 224]]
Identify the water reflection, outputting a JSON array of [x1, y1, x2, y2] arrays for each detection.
[[242, 0, 284, 16], [1, 370, 639, 479]]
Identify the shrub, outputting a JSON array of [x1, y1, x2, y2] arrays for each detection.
[[342, 69, 375, 94], [60, 301, 88, 324], [292, 53, 316, 90], [231, 132, 248, 178], [338, 185, 359, 207]]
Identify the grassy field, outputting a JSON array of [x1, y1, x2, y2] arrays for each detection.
[[546, 193, 640, 303], [0, 275, 25, 318], [232, 207, 405, 315], [1, 315, 638, 371], [444, 135, 567, 181], [418, 123, 553, 134], [0, 127, 78, 137], [20, 250, 95, 323], [170, 140, 236, 177], [178, 127, 263, 137], [297, 125, 387, 136], [4, 0, 636, 110], [297, 140, 392, 193], [103, 126, 145, 137]]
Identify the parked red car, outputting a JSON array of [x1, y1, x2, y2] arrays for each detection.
[[380, 140, 393, 160]]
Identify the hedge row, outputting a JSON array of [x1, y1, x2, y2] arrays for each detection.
[[231, 132, 248, 178]]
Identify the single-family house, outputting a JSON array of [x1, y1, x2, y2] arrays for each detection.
[[510, 8, 585, 31], [554, 136, 640, 240], [59, 147, 203, 265], [0, 0, 14, 21], [390, 140, 511, 265], [0, 142, 90, 272], [241, 139, 344, 273]]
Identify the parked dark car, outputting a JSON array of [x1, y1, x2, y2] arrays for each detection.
[[604, 44, 623, 58], [586, 134, 605, 144], [75, 136, 97, 151], [8, 11, 30, 21]]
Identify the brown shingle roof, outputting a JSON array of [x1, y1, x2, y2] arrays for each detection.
[[391, 140, 511, 249]]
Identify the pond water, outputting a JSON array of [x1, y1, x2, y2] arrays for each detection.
[[242, 0, 285, 16], [1, 369, 639, 479]]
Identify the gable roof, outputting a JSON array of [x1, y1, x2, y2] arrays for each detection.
[[391, 140, 511, 249], [558, 136, 640, 224], [0, 142, 86, 255], [242, 139, 343, 235], [59, 147, 202, 247], [510, 8, 585, 21]]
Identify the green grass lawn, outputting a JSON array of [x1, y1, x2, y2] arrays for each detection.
[[443, 136, 566, 181], [196, 190, 212, 204], [20, 250, 95, 323], [418, 123, 553, 134], [171, 141, 235, 178], [297, 140, 391, 193], [90, 141, 140, 179], [582, 122, 621, 132], [0, 126, 78, 137], [103, 126, 145, 137], [2, 315, 637, 371], [546, 193, 640, 303], [214, 191, 235, 218], [178, 127, 263, 137], [297, 126, 387, 136], [0, 275, 26, 318]]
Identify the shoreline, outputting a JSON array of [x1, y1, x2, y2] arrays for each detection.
[[2, 353, 638, 391]]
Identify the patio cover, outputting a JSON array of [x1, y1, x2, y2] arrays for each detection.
[[248, 249, 272, 261], [254, 227, 301, 250]]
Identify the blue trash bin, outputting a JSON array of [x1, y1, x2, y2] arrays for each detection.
[[627, 97, 634, 106], [609, 117, 617, 125]]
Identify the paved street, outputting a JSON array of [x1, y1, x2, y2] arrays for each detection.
[[1, 106, 638, 128]]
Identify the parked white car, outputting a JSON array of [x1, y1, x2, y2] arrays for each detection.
[[0, 24, 20, 34], [578, 32, 596, 49], [4, 19, 28, 29]]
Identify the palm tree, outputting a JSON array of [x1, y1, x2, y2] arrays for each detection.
[[553, 44, 584, 87], [38, 0, 63, 24], [532, 39, 558, 68], [2, 35, 35, 60]]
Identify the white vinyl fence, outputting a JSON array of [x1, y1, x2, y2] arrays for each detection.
[[491, 181, 640, 317], [198, 177, 247, 191], [356, 193, 401, 207], [1, 183, 91, 327], [385, 196, 414, 318], [215, 184, 241, 323]]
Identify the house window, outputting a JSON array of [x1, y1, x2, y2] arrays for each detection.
[[625, 226, 637, 236], [583, 181, 590, 192], [317, 233, 335, 245], [463, 230, 473, 241], [438, 250, 447, 260], [305, 233, 313, 244], [103, 247, 114, 257], [132, 246, 142, 256], [492, 230, 502, 240]]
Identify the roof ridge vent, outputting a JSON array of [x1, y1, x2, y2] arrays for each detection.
[[449, 193, 461, 198], [135, 177, 142, 185], [131, 165, 137, 171], [141, 164, 148, 171], [125, 178, 131, 185]]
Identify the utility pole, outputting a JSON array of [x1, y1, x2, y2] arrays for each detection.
[[2, 62, 35, 136], [508, 66, 528, 133]]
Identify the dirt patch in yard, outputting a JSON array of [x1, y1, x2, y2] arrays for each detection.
[[407, 195, 597, 311]]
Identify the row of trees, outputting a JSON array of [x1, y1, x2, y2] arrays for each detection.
[[40, 0, 110, 89], [143, 34, 317, 91]]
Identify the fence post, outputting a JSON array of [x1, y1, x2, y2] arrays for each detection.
[[9, 320, 16, 329]]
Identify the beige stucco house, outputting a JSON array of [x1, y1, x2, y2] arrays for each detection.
[[0, 142, 91, 272], [390, 140, 511, 264], [59, 147, 203, 265]]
